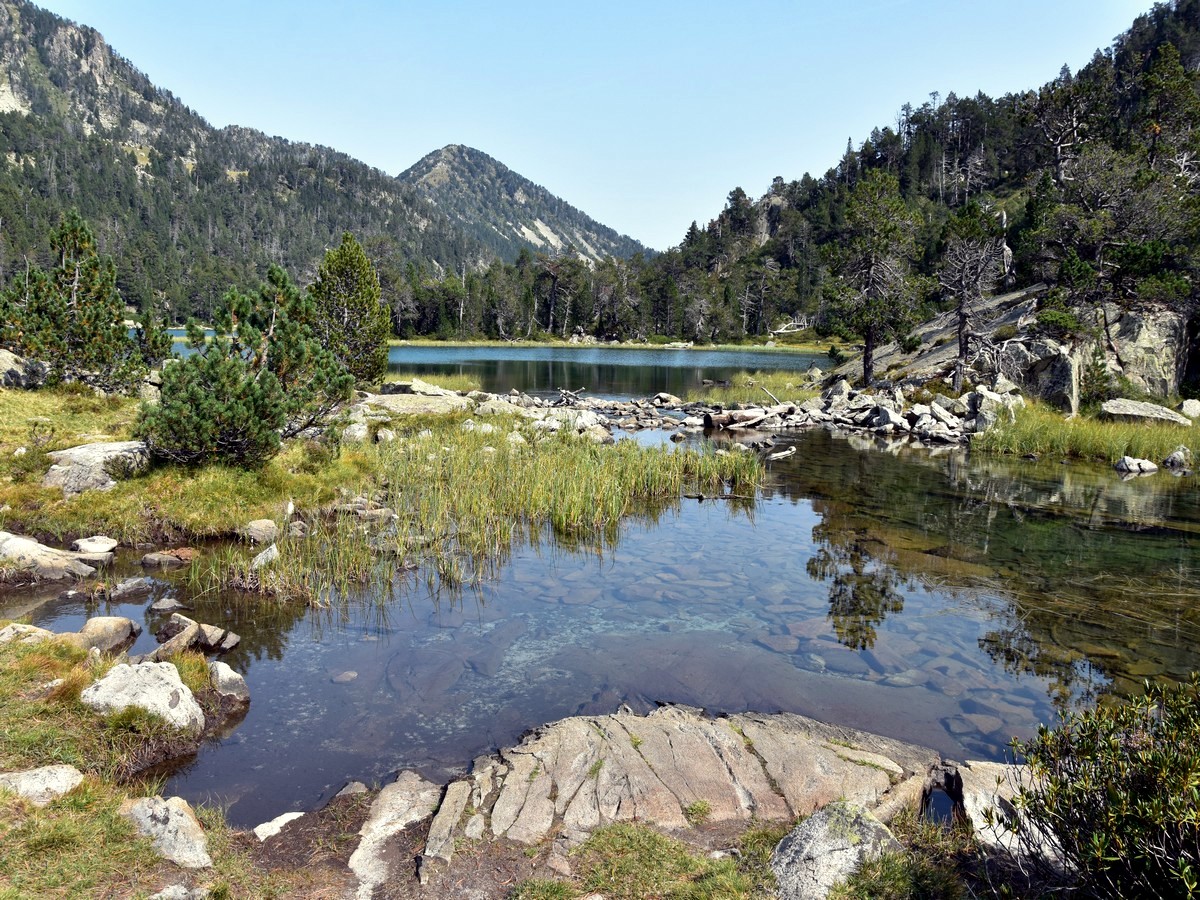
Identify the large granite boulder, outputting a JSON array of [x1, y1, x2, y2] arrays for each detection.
[[0, 532, 97, 581], [999, 338, 1080, 414], [1103, 304, 1190, 397], [80, 662, 205, 734], [1101, 398, 1192, 426], [770, 802, 903, 899], [43, 441, 149, 495]]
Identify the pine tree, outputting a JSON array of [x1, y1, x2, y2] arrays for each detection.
[[136, 266, 353, 468], [308, 232, 389, 383], [0, 210, 145, 392]]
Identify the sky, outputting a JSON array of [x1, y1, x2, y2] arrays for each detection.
[[36, 0, 1158, 251]]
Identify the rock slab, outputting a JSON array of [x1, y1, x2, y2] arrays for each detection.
[[770, 802, 902, 900], [43, 441, 149, 495], [1101, 398, 1192, 426], [0, 531, 97, 580], [119, 796, 212, 868], [349, 771, 441, 900]]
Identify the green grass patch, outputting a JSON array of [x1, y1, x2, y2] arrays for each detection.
[[685, 370, 819, 406], [972, 401, 1197, 463]]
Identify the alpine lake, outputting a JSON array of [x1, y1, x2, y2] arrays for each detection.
[[5, 344, 1199, 828]]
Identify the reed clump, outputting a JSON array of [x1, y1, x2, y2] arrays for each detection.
[[973, 402, 1197, 463], [383, 371, 482, 393], [686, 370, 819, 406], [204, 419, 761, 603]]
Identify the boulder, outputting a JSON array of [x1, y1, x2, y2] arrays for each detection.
[[0, 349, 47, 388], [250, 543, 279, 570], [823, 379, 853, 403], [349, 771, 442, 898], [119, 796, 212, 868], [109, 577, 154, 601], [141, 552, 187, 569], [1101, 398, 1192, 427], [1116, 456, 1158, 475], [80, 661, 205, 733], [239, 519, 278, 544], [61, 616, 142, 654], [342, 422, 370, 443], [1000, 338, 1080, 414], [871, 406, 909, 431], [652, 392, 684, 407], [1180, 399, 1200, 420], [149, 597, 189, 613], [208, 660, 250, 705], [1103, 304, 1189, 397], [0, 622, 53, 646], [375, 427, 396, 443], [253, 811, 305, 842], [71, 535, 118, 554], [0, 764, 84, 807], [43, 441, 149, 496], [1164, 445, 1194, 470], [0, 532, 96, 581], [770, 802, 902, 900]]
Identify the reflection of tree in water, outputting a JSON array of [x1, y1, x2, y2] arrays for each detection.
[[807, 522, 904, 650]]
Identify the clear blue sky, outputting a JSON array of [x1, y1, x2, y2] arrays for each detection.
[[37, 0, 1156, 251]]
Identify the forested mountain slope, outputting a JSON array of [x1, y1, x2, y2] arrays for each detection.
[[0, 1, 641, 322]]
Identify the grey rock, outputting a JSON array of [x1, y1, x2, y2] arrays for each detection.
[[337, 781, 369, 797], [0, 531, 96, 580], [43, 441, 149, 496], [250, 543, 279, 570], [1116, 456, 1158, 475], [150, 597, 189, 613], [141, 551, 187, 569], [349, 771, 441, 899], [0, 623, 54, 645], [871, 406, 908, 431], [196, 623, 240, 653], [71, 535, 118, 554], [208, 660, 250, 705], [61, 616, 141, 654], [109, 577, 153, 601], [424, 779, 473, 868], [80, 662, 205, 733], [0, 764, 84, 807], [770, 802, 901, 900], [1104, 304, 1189, 397], [991, 373, 1020, 395], [148, 886, 207, 900], [119, 796, 212, 868], [823, 379, 853, 403], [342, 422, 370, 443], [1164, 445, 1194, 470], [1180, 399, 1200, 420], [0, 348, 47, 388], [652, 392, 684, 407], [240, 519, 278, 544], [1001, 338, 1080, 414], [932, 394, 969, 417], [253, 811, 305, 841], [1101, 398, 1192, 426], [375, 427, 396, 443]]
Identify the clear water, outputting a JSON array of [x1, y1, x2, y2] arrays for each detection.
[[11, 354, 1199, 828]]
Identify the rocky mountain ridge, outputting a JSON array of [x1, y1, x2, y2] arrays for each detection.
[[400, 144, 650, 263]]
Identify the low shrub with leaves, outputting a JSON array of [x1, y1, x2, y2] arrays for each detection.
[[1009, 676, 1200, 898]]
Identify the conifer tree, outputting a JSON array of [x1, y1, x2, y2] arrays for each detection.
[[136, 265, 353, 468], [0, 210, 145, 392], [308, 231, 389, 383]]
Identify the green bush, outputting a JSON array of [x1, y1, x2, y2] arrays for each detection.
[[136, 266, 352, 469], [1010, 676, 1200, 898], [1035, 308, 1083, 339], [991, 324, 1018, 341]]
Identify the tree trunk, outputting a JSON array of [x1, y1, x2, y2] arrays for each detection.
[[862, 328, 877, 385]]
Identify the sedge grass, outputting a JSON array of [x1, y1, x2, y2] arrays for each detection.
[[973, 401, 1197, 464], [199, 419, 761, 602], [686, 370, 819, 406]]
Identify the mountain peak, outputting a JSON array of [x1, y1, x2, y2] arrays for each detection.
[[400, 145, 650, 262]]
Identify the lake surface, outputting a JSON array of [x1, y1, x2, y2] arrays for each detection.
[[384, 344, 824, 399], [10, 350, 1199, 828]]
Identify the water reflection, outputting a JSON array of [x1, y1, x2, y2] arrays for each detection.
[[5, 426, 1198, 827]]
